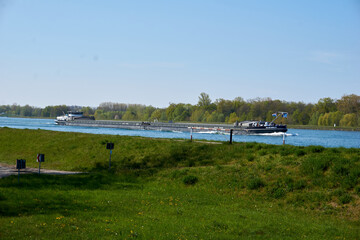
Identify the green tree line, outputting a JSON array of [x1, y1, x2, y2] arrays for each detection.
[[1, 93, 359, 127]]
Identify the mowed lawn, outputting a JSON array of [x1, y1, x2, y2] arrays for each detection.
[[0, 128, 360, 239]]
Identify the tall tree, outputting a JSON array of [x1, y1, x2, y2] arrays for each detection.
[[198, 92, 211, 108], [336, 94, 360, 114]]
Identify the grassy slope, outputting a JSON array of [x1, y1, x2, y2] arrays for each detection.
[[0, 128, 360, 239]]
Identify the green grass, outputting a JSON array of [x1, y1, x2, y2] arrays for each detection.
[[1, 128, 360, 239]]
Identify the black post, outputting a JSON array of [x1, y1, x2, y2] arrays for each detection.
[[230, 129, 233, 144], [106, 143, 114, 171], [16, 159, 26, 183], [109, 150, 112, 171]]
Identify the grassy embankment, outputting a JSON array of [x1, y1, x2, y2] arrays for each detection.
[[0, 127, 360, 239]]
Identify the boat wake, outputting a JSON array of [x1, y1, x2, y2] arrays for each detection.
[[197, 131, 229, 135], [251, 132, 297, 137]]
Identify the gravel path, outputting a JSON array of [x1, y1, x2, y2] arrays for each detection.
[[0, 163, 83, 178]]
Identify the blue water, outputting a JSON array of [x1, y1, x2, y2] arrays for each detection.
[[1, 117, 359, 148]]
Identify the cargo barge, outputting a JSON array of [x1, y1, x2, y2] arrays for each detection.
[[55, 112, 288, 135]]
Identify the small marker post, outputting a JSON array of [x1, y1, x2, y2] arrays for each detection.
[[230, 129, 233, 144], [282, 133, 286, 145], [37, 154, 45, 174], [16, 159, 26, 183], [106, 143, 114, 171], [109, 150, 112, 170]]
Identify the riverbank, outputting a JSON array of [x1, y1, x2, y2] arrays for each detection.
[[288, 124, 360, 131], [0, 128, 359, 239]]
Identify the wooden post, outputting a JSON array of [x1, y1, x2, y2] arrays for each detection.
[[283, 132, 285, 145]]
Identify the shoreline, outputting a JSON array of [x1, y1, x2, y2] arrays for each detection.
[[1, 116, 359, 132], [288, 124, 360, 132]]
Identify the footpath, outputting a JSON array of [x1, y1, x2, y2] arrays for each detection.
[[0, 163, 82, 178]]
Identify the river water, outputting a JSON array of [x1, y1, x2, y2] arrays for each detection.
[[0, 117, 359, 148]]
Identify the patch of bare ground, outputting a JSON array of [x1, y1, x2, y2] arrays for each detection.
[[0, 162, 83, 178]]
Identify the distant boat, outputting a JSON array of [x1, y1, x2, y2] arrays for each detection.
[[55, 111, 94, 125], [234, 112, 288, 134]]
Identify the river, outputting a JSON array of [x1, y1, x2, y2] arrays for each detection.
[[0, 117, 359, 148]]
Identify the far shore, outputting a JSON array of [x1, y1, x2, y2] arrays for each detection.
[[288, 124, 359, 131]]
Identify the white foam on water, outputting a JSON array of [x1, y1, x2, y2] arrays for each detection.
[[252, 132, 297, 137], [197, 131, 228, 135], [172, 130, 183, 133]]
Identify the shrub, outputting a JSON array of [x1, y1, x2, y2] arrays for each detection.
[[183, 175, 198, 185], [294, 179, 307, 190], [280, 147, 293, 156], [355, 186, 360, 196], [269, 187, 286, 199], [258, 150, 267, 156], [171, 169, 189, 179], [247, 177, 265, 190], [212, 220, 228, 231], [339, 194, 352, 204], [301, 156, 331, 175], [247, 154, 255, 162], [342, 167, 360, 189], [307, 146, 325, 153], [245, 142, 255, 149], [295, 149, 306, 157]]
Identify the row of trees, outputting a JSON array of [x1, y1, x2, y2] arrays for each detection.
[[1, 93, 359, 127]]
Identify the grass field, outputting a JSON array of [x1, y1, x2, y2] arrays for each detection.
[[1, 127, 360, 239]]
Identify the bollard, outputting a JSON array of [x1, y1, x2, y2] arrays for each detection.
[[282, 133, 285, 145], [106, 143, 114, 171], [109, 150, 112, 170], [16, 159, 26, 183], [230, 129, 233, 144]]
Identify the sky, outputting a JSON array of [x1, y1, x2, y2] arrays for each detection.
[[0, 0, 359, 108]]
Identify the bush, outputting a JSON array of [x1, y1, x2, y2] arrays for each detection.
[[258, 150, 267, 156], [307, 146, 325, 153], [280, 147, 293, 156], [183, 175, 198, 185], [339, 194, 352, 204], [355, 186, 360, 196], [247, 177, 265, 190], [171, 169, 189, 179], [247, 154, 255, 162], [301, 156, 331, 176], [295, 149, 306, 157], [269, 187, 286, 199]]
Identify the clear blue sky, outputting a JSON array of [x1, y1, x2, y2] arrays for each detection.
[[0, 0, 359, 108]]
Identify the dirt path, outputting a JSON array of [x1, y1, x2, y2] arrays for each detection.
[[0, 163, 83, 178]]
